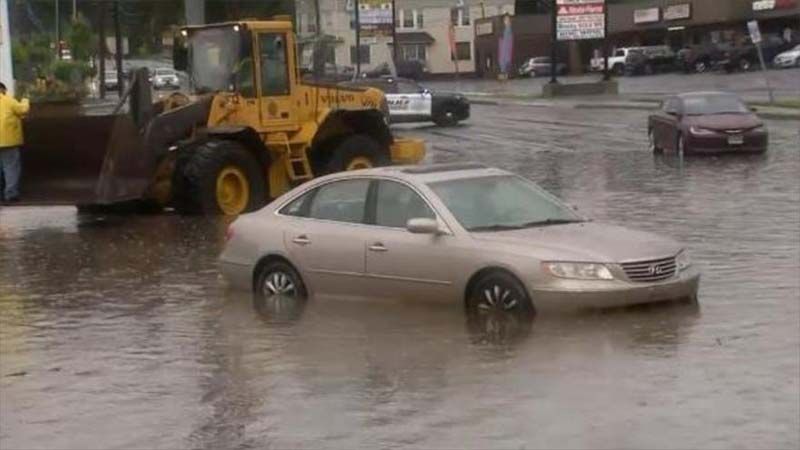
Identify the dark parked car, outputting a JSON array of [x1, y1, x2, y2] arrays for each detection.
[[344, 76, 469, 126], [648, 92, 768, 155], [677, 43, 729, 73], [518, 57, 567, 77], [624, 46, 677, 76], [718, 36, 795, 72]]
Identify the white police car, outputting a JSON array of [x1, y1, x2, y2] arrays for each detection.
[[347, 76, 470, 127]]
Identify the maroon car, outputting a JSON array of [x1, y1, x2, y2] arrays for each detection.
[[648, 92, 768, 154]]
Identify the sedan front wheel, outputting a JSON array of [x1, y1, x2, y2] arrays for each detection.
[[467, 271, 534, 317]]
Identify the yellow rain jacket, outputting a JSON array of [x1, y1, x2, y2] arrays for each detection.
[[0, 93, 30, 148]]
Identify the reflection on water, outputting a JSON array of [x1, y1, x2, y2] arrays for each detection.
[[1, 105, 798, 449]]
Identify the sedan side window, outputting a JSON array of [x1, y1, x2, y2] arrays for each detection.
[[279, 191, 312, 217], [308, 179, 370, 224], [374, 180, 436, 228]]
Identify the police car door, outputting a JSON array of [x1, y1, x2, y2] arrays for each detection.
[[389, 80, 432, 121]]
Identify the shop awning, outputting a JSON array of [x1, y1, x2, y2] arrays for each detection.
[[396, 32, 435, 45]]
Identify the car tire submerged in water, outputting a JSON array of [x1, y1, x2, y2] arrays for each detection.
[[254, 260, 308, 320], [677, 133, 687, 156], [466, 271, 535, 318], [649, 129, 662, 154], [175, 140, 267, 215], [326, 134, 389, 173], [433, 108, 459, 127]]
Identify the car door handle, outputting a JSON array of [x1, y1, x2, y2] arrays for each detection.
[[292, 235, 311, 246], [369, 243, 388, 252]]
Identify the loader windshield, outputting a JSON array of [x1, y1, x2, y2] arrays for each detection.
[[187, 26, 246, 94]]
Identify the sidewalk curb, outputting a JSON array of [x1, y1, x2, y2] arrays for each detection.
[[465, 95, 800, 121]]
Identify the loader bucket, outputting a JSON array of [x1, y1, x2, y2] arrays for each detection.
[[20, 105, 155, 205]]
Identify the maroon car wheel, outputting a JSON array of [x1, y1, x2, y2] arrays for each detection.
[[677, 134, 687, 155]]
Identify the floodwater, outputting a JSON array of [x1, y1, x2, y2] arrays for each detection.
[[1, 104, 799, 449]]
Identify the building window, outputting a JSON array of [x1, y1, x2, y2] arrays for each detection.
[[452, 42, 471, 61], [399, 9, 423, 29], [451, 7, 470, 27], [403, 9, 414, 28], [350, 45, 371, 64], [400, 44, 426, 61]]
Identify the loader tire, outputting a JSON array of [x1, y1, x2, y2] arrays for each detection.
[[325, 134, 389, 173], [174, 140, 267, 216]]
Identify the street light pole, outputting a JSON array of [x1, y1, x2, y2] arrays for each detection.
[[354, 0, 361, 76], [113, 0, 123, 96], [55, 0, 61, 59], [391, 0, 398, 67], [550, 0, 558, 84]]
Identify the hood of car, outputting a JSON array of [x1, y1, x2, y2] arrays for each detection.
[[471, 222, 682, 263], [777, 49, 800, 58], [684, 113, 761, 131]]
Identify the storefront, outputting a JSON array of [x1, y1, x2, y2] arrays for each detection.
[[474, 0, 799, 77]]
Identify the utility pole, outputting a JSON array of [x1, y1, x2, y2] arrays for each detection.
[[602, 0, 609, 81], [550, 0, 557, 84], [354, 0, 361, 76], [391, 0, 398, 67], [113, 0, 123, 96], [313, 0, 322, 77], [0, 0, 14, 95], [72, 0, 77, 21], [98, 0, 106, 99], [55, 0, 61, 59]]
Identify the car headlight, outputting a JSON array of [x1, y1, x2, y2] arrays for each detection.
[[676, 250, 692, 271], [542, 262, 614, 280], [690, 126, 717, 136]]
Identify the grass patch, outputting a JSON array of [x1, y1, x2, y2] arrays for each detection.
[[751, 98, 800, 109]]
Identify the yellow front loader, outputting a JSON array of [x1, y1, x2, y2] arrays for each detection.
[[21, 18, 424, 215]]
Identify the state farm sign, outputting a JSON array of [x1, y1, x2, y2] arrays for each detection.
[[556, 0, 606, 41]]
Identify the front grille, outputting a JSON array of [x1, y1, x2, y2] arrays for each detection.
[[621, 256, 677, 283]]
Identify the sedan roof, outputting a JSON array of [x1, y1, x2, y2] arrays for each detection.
[[676, 91, 738, 99], [323, 163, 511, 184]]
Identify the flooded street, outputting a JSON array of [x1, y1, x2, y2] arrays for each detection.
[[1, 104, 799, 449]]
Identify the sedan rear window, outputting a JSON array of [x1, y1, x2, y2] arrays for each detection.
[[683, 95, 749, 115]]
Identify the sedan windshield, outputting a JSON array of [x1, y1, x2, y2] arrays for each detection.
[[428, 175, 583, 232], [684, 95, 749, 115]]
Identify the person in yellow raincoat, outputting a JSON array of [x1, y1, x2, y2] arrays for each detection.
[[0, 82, 30, 203]]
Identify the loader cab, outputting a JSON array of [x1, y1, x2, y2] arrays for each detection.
[[175, 21, 298, 130]]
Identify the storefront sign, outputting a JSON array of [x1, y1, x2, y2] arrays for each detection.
[[633, 7, 660, 24], [476, 21, 494, 36], [753, 0, 797, 10], [753, 0, 775, 10], [357, 0, 393, 37], [664, 4, 691, 21], [556, 0, 606, 41]]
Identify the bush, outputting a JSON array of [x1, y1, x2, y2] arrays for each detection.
[[50, 60, 93, 83]]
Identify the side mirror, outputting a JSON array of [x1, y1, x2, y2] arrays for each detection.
[[406, 218, 440, 235], [750, 106, 758, 112]]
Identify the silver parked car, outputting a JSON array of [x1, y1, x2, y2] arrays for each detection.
[[220, 164, 699, 315]]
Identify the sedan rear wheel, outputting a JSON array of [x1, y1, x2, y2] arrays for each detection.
[[254, 261, 308, 321], [255, 260, 307, 302]]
